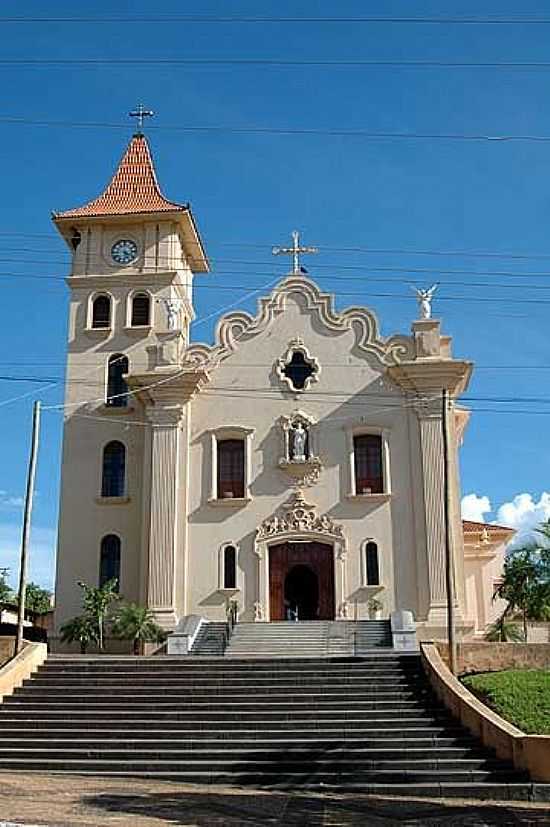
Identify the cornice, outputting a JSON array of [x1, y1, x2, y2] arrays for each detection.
[[185, 276, 415, 371], [386, 359, 473, 398], [127, 365, 210, 406]]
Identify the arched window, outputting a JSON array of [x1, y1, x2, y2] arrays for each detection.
[[217, 439, 245, 499], [131, 293, 150, 327], [222, 545, 237, 590], [99, 534, 121, 590], [101, 441, 126, 497], [106, 354, 129, 407], [365, 541, 380, 586], [92, 294, 111, 329], [353, 434, 383, 494]]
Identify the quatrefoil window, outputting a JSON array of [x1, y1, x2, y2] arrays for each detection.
[[276, 340, 320, 392]]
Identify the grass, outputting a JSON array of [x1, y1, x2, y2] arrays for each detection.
[[462, 670, 550, 735]]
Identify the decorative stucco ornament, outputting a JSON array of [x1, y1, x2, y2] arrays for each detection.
[[278, 410, 323, 487], [185, 276, 415, 371], [256, 490, 344, 542]]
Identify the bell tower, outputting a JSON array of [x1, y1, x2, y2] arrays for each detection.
[[52, 119, 209, 636]]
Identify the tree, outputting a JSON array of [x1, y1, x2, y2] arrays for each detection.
[[112, 603, 165, 655], [0, 568, 12, 605], [77, 578, 119, 650], [59, 614, 99, 654], [23, 582, 52, 615], [493, 548, 540, 641], [485, 611, 524, 642]]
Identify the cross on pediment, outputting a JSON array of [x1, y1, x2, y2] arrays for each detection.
[[272, 230, 318, 275]]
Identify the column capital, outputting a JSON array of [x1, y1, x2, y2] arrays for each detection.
[[411, 396, 444, 420], [145, 404, 185, 427], [386, 359, 473, 398], [127, 363, 211, 407]]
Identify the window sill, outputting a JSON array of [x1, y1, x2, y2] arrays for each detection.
[[219, 587, 241, 593], [95, 496, 130, 506], [101, 404, 136, 415], [85, 326, 112, 334], [208, 496, 252, 508], [124, 325, 153, 334], [346, 493, 391, 503]]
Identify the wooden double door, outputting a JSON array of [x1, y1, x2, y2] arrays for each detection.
[[269, 542, 335, 621]]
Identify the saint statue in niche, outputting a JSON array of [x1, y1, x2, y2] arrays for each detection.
[[290, 421, 308, 462]]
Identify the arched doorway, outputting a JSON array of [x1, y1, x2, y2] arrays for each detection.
[[269, 542, 335, 621], [284, 564, 319, 620]]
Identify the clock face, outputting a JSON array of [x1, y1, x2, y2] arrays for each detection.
[[111, 239, 138, 265]]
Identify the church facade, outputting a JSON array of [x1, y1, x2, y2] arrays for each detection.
[[52, 132, 500, 643]]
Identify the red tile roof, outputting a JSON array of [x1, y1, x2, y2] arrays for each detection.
[[462, 519, 515, 534], [53, 134, 187, 219]]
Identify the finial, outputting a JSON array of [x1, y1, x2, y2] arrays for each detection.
[[129, 104, 154, 134], [412, 284, 439, 320], [272, 230, 318, 275]]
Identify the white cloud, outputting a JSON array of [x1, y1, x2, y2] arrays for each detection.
[[495, 492, 550, 548], [0, 522, 56, 591], [461, 493, 492, 523], [0, 491, 24, 511]]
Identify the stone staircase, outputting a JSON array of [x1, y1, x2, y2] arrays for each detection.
[[223, 620, 392, 658], [189, 622, 228, 656], [0, 653, 546, 799]]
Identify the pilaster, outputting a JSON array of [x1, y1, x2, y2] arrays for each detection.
[[144, 404, 185, 629], [413, 398, 449, 619]]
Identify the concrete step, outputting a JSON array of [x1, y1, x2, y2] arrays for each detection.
[[0, 727, 473, 742], [0, 715, 455, 730], [0, 743, 484, 759], [0, 759, 529, 786]]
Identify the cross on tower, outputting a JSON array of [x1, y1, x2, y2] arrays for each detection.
[[272, 230, 318, 275], [129, 104, 154, 133]]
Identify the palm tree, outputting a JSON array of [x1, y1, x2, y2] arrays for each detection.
[[59, 614, 98, 654], [112, 603, 165, 654]]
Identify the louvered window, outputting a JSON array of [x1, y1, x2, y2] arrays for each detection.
[[131, 293, 150, 326], [92, 295, 111, 329]]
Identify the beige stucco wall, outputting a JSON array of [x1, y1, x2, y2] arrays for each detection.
[[186, 292, 429, 624], [464, 546, 508, 635], [54, 256, 472, 638], [54, 220, 194, 629]]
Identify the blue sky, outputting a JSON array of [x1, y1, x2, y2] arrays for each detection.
[[2, 0, 550, 588]]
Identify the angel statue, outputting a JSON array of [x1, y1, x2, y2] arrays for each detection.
[[412, 284, 438, 320], [163, 299, 181, 331]]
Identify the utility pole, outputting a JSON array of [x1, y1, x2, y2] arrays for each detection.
[[442, 388, 457, 675], [15, 401, 41, 656]]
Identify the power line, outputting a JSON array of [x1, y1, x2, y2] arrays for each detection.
[[5, 58, 550, 70], [4, 230, 550, 264], [4, 16, 550, 24], [4, 116, 550, 143]]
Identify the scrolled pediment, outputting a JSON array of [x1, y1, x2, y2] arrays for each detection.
[[185, 276, 414, 370], [256, 491, 344, 542]]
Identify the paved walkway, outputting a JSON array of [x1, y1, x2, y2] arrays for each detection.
[[0, 773, 549, 826]]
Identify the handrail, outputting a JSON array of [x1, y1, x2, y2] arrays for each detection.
[[222, 599, 239, 653]]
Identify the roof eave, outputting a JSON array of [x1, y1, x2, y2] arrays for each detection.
[[52, 207, 210, 274]]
